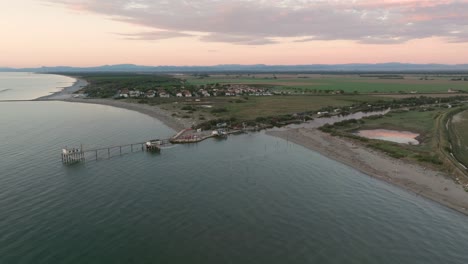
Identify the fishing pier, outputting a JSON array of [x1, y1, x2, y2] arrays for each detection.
[[61, 128, 242, 164], [62, 139, 171, 164]]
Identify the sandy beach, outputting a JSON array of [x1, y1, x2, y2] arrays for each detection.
[[35, 78, 88, 100], [40, 75, 468, 216], [267, 128, 468, 216], [36, 75, 189, 131], [62, 98, 189, 132]]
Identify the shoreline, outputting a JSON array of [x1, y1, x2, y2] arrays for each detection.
[[34, 74, 468, 216], [35, 77, 88, 100], [60, 98, 188, 132], [266, 128, 468, 216], [33, 74, 189, 132]]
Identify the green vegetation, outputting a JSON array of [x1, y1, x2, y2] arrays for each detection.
[[321, 110, 441, 160], [448, 110, 468, 168], [71, 72, 468, 181], [318, 97, 468, 170], [184, 74, 468, 94], [73, 73, 184, 98], [198, 95, 384, 120]]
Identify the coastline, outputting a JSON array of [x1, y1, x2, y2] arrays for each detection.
[[267, 128, 468, 216], [36, 74, 468, 216], [35, 74, 188, 131], [61, 98, 188, 132], [35, 77, 88, 100]]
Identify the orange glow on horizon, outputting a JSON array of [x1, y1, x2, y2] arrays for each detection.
[[2, 0, 468, 68]]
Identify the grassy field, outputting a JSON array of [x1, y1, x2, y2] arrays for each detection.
[[354, 110, 439, 144], [156, 95, 388, 121], [320, 103, 468, 182], [184, 74, 468, 94], [322, 108, 448, 162], [450, 110, 468, 167]]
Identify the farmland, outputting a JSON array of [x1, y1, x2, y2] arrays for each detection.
[[179, 95, 384, 120], [184, 73, 468, 94]]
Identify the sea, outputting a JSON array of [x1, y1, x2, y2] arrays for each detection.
[[1, 72, 468, 264]]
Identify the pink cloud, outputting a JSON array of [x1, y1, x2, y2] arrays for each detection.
[[49, 0, 468, 45]]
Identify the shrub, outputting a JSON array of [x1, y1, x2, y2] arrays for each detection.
[[211, 107, 228, 113], [181, 106, 196, 111]]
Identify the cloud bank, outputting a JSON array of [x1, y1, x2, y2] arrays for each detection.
[[51, 0, 468, 45]]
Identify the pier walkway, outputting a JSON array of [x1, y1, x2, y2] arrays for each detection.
[[61, 128, 243, 164], [62, 139, 171, 164]]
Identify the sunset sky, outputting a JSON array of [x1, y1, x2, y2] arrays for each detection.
[[2, 0, 468, 67]]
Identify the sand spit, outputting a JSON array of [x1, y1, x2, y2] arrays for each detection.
[[35, 78, 88, 100]]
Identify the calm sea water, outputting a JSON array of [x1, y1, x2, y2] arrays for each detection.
[[0, 72, 75, 100], [1, 74, 468, 264]]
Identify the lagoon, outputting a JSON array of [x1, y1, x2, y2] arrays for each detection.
[[357, 129, 420, 145]]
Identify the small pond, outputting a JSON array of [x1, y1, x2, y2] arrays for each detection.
[[356, 129, 420, 145]]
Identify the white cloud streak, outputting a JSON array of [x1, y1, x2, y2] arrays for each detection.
[[49, 0, 468, 45]]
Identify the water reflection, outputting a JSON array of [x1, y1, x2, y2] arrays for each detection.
[[357, 129, 420, 145]]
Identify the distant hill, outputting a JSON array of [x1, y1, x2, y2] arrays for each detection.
[[2, 63, 468, 73]]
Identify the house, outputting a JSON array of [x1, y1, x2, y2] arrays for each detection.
[[317, 111, 329, 115], [198, 89, 211, 97], [146, 90, 156, 98], [129, 90, 141, 97], [182, 90, 192, 97], [159, 91, 170, 98], [118, 88, 130, 98], [176, 92, 183, 97]]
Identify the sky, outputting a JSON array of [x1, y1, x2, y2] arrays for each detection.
[[2, 0, 468, 67]]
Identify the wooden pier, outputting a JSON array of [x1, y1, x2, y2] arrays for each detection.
[[169, 128, 242, 144], [61, 139, 171, 164], [61, 128, 242, 164]]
